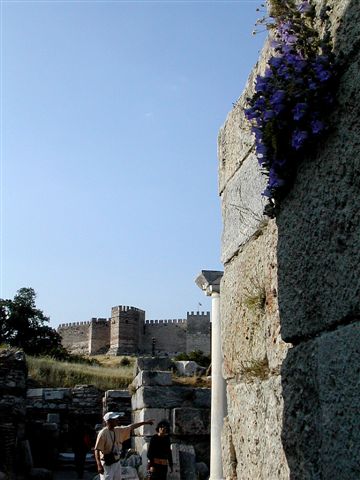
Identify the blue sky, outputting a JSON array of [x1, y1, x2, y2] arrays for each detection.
[[1, 0, 265, 328]]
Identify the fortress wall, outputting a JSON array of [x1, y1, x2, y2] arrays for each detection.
[[109, 306, 145, 355], [89, 318, 110, 355], [142, 321, 187, 355], [58, 311, 210, 357], [57, 321, 91, 354], [219, 1, 360, 479], [186, 312, 211, 355]]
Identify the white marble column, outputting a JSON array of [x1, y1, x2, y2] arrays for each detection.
[[195, 270, 225, 480], [209, 290, 226, 480]]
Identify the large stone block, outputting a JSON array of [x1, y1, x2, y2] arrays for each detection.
[[131, 371, 172, 391], [105, 389, 131, 400], [173, 361, 205, 377], [277, 49, 360, 340], [218, 40, 271, 195], [221, 220, 290, 378], [221, 417, 237, 480], [132, 386, 210, 410], [43, 389, 71, 401], [316, 0, 359, 62], [221, 152, 267, 264], [132, 408, 171, 436], [135, 357, 172, 374], [178, 444, 196, 480], [225, 376, 289, 480], [171, 408, 210, 436], [282, 322, 360, 480], [27, 389, 43, 398]]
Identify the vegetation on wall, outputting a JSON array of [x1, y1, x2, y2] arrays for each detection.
[[245, 0, 336, 217]]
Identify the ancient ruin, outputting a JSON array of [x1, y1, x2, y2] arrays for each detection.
[[218, 1, 360, 479], [0, 349, 210, 479], [58, 307, 211, 356]]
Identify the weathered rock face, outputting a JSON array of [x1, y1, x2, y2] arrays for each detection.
[[219, 1, 360, 478]]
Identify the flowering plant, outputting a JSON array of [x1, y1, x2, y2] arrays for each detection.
[[245, 0, 336, 217]]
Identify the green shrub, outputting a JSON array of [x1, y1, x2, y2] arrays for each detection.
[[173, 350, 211, 369], [120, 357, 131, 366]]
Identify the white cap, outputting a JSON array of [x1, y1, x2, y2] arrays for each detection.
[[103, 411, 124, 422]]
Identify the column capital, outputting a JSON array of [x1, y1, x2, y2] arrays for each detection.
[[195, 270, 224, 296]]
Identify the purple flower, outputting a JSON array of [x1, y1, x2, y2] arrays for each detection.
[[297, 1, 312, 14], [269, 168, 285, 188], [278, 21, 293, 36], [264, 110, 275, 121], [262, 167, 285, 197], [269, 56, 284, 69], [312, 60, 332, 82], [245, 107, 259, 120], [254, 97, 267, 110], [308, 79, 318, 90], [270, 90, 286, 105], [293, 59, 307, 73], [310, 120, 324, 135], [292, 103, 308, 121], [251, 127, 263, 141], [256, 143, 267, 156], [273, 102, 286, 115], [255, 76, 271, 94], [317, 69, 331, 82], [291, 130, 309, 149]]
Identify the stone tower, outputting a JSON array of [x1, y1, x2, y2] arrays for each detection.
[[108, 305, 145, 355]]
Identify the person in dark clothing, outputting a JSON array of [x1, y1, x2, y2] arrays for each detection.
[[147, 420, 173, 480], [70, 418, 93, 479]]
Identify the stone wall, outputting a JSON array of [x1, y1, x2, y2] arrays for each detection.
[[142, 320, 187, 355], [89, 318, 111, 355], [0, 349, 27, 478], [219, 1, 360, 479], [59, 308, 210, 357], [58, 320, 91, 355], [130, 357, 210, 480], [186, 312, 211, 355], [109, 306, 145, 355]]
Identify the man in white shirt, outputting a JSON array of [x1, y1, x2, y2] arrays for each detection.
[[94, 412, 154, 480]]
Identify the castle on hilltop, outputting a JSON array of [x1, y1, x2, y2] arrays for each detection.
[[57, 306, 211, 356]]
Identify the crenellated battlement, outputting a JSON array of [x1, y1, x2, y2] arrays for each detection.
[[90, 317, 110, 324], [111, 305, 145, 313], [58, 307, 210, 356], [58, 320, 92, 328], [187, 311, 210, 316], [145, 318, 186, 324]]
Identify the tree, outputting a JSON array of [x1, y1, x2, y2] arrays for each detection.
[[0, 287, 68, 358]]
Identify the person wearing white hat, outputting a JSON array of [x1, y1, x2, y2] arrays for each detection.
[[94, 412, 154, 480]]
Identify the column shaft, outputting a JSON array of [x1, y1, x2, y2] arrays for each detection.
[[210, 291, 226, 480]]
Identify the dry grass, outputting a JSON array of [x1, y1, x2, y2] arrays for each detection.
[[27, 355, 135, 390], [239, 358, 270, 382], [172, 375, 211, 388]]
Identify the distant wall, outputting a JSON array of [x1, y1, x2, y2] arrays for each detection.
[[58, 308, 210, 357], [186, 312, 211, 355], [89, 318, 110, 355], [109, 306, 145, 355], [58, 321, 91, 354], [142, 320, 187, 355]]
